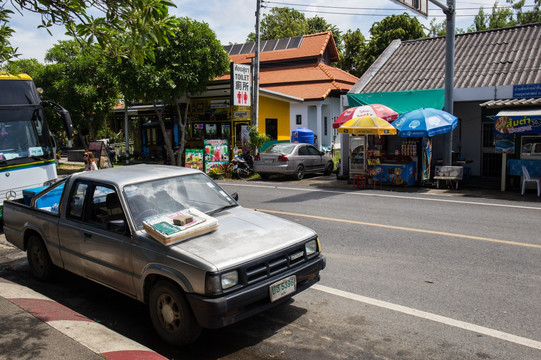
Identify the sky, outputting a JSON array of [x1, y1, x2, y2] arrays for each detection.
[[6, 0, 537, 63]]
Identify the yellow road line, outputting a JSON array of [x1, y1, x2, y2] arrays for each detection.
[[257, 209, 541, 249]]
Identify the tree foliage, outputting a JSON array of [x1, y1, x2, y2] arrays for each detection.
[[338, 29, 366, 78], [468, 0, 541, 32], [353, 13, 425, 76], [0, 0, 179, 64], [111, 17, 230, 165], [40, 40, 120, 145]]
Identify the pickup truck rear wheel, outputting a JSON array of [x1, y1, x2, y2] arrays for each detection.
[[27, 235, 54, 281], [149, 280, 201, 346]]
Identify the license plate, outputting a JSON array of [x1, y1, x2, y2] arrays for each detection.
[[269, 275, 296, 302], [264, 159, 274, 164]]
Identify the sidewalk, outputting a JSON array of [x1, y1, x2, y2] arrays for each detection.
[[0, 274, 167, 360]]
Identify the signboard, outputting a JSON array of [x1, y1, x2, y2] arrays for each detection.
[[495, 134, 515, 154], [392, 0, 428, 17], [513, 83, 541, 98], [204, 139, 229, 173], [184, 149, 204, 171], [494, 109, 541, 135], [231, 63, 251, 107]]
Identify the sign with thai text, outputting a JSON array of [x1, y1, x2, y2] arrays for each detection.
[[231, 63, 251, 107], [494, 110, 541, 135], [513, 83, 541, 98]]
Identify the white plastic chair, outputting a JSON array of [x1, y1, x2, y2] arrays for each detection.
[[521, 165, 540, 196]]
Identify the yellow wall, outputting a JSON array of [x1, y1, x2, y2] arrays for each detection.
[[258, 97, 290, 140]]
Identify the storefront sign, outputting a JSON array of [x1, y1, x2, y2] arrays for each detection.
[[231, 63, 251, 107], [184, 149, 204, 171], [494, 109, 541, 135], [513, 83, 541, 98]]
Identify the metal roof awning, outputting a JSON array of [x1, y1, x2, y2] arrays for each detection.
[[480, 98, 541, 108], [347, 89, 444, 114]]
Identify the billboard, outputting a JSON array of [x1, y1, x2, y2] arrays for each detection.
[[392, 0, 428, 17]]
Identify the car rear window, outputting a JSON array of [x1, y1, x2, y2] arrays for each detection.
[[266, 143, 296, 154]]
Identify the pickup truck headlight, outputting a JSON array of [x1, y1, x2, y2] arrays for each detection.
[[206, 270, 239, 295], [305, 239, 318, 256]]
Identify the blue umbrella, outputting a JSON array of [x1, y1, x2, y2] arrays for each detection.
[[392, 108, 458, 137]]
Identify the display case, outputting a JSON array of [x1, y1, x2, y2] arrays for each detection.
[[521, 135, 541, 160], [349, 136, 366, 176]]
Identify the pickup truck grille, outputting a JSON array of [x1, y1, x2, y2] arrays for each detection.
[[242, 240, 312, 285]]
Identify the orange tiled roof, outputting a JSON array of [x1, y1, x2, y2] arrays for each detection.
[[258, 63, 358, 100], [229, 32, 339, 64], [216, 32, 358, 101]]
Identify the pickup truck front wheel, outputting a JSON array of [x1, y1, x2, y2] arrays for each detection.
[[149, 280, 201, 346], [27, 235, 54, 281]]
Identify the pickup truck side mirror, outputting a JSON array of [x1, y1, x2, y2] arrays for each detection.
[[108, 219, 127, 234]]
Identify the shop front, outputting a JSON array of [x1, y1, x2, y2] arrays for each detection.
[[493, 108, 541, 191]]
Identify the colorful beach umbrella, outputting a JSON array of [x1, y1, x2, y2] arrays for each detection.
[[333, 104, 398, 129], [337, 115, 397, 135], [392, 108, 458, 137]]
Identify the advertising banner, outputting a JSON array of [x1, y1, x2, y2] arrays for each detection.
[[494, 109, 541, 135], [184, 149, 204, 171], [204, 139, 229, 173]]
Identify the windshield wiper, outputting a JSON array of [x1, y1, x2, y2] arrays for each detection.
[[207, 203, 238, 216]]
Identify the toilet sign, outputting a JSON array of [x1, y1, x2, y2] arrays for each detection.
[[231, 63, 251, 107]]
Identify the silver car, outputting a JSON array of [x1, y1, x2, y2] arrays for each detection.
[[254, 142, 334, 180]]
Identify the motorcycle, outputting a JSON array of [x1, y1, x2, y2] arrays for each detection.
[[232, 151, 254, 179]]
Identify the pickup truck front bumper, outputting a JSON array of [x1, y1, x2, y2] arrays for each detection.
[[186, 254, 326, 329]]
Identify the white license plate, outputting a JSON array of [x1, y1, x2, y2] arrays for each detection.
[[269, 275, 296, 302], [264, 159, 274, 164]]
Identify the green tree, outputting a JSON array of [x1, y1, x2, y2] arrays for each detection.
[[0, 0, 178, 64], [356, 13, 425, 76], [307, 15, 343, 53], [112, 17, 230, 165], [40, 40, 120, 146], [338, 29, 366, 77], [468, 0, 541, 32]]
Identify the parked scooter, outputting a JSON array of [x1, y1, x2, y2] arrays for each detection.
[[232, 150, 254, 179]]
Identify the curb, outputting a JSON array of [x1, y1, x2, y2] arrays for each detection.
[[0, 277, 166, 360]]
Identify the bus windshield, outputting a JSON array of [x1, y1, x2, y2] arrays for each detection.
[[0, 107, 54, 163]]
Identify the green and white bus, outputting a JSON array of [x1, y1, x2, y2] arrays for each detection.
[[0, 72, 73, 220]]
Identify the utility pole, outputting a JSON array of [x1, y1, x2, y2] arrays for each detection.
[[252, 0, 261, 128], [430, 0, 455, 166]]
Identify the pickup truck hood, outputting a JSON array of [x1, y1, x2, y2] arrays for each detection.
[[169, 206, 316, 270]]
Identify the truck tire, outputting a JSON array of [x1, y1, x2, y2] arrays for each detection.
[[149, 280, 201, 346], [27, 235, 54, 281]]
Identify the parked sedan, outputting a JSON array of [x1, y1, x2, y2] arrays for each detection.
[[254, 142, 334, 180]]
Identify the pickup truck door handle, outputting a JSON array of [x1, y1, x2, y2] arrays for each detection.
[[84, 232, 92, 241]]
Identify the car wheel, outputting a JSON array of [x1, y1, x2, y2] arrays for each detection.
[[149, 280, 201, 346], [27, 235, 54, 281], [323, 161, 334, 175], [259, 173, 270, 180], [293, 165, 305, 180]]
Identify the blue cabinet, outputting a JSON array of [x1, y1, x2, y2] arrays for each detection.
[[371, 162, 416, 186]]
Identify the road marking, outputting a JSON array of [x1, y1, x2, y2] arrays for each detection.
[[313, 284, 541, 350], [220, 182, 541, 211], [257, 209, 541, 249]]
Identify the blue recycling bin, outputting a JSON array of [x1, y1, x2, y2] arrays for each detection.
[[291, 127, 314, 144]]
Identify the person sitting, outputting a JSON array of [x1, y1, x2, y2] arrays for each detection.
[[84, 151, 98, 171]]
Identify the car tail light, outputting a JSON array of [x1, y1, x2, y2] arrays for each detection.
[[278, 155, 289, 162], [254, 154, 260, 161]]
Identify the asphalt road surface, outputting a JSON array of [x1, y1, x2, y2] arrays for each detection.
[[1, 179, 541, 359]]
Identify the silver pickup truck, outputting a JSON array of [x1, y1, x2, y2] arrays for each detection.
[[3, 164, 325, 345]]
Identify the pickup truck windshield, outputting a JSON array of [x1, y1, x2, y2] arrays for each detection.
[[124, 173, 237, 228]]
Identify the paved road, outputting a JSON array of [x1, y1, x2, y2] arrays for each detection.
[[1, 176, 541, 359]]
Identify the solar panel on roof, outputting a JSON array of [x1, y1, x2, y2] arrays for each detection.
[[240, 43, 255, 54], [223, 45, 233, 54], [263, 39, 278, 52], [230, 44, 243, 55], [275, 38, 289, 50], [288, 36, 303, 49]]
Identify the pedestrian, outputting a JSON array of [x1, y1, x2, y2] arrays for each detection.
[[84, 151, 98, 171]]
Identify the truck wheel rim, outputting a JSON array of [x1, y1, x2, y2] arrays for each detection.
[[157, 294, 180, 331]]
